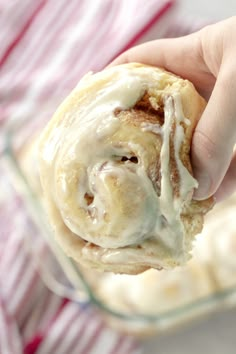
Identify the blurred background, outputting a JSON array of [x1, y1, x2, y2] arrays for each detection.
[[179, 0, 235, 19]]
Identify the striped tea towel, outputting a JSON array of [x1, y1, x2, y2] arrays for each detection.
[[0, 1, 210, 353]]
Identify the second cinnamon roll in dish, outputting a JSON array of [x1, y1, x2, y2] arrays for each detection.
[[39, 63, 213, 274]]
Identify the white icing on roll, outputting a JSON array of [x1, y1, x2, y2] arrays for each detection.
[[39, 64, 200, 269]]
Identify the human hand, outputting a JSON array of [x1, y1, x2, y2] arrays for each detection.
[[110, 17, 236, 202]]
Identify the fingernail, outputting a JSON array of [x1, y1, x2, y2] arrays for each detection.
[[193, 173, 211, 200]]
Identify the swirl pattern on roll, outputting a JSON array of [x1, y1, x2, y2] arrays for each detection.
[[39, 63, 213, 274]]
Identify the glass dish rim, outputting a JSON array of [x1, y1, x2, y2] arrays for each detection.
[[3, 126, 236, 326]]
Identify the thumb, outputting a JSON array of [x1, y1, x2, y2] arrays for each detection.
[[192, 67, 236, 200]]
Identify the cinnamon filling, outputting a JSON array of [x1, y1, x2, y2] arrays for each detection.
[[84, 193, 94, 205], [114, 92, 181, 198], [121, 156, 138, 164]]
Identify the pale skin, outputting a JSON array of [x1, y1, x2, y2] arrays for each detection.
[[111, 16, 236, 202]]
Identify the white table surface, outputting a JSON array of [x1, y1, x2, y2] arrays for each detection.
[[142, 1, 236, 353], [142, 308, 236, 354]]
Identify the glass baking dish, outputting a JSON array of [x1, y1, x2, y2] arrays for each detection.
[[3, 119, 236, 337]]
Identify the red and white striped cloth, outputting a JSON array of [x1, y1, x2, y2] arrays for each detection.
[[0, 1, 208, 353]]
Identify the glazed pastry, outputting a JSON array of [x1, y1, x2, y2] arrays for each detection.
[[95, 259, 215, 316], [38, 63, 213, 274]]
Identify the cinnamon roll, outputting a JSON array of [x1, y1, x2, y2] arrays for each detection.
[[95, 260, 215, 316], [38, 63, 213, 274]]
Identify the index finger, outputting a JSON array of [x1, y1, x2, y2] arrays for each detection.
[[109, 33, 215, 95]]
